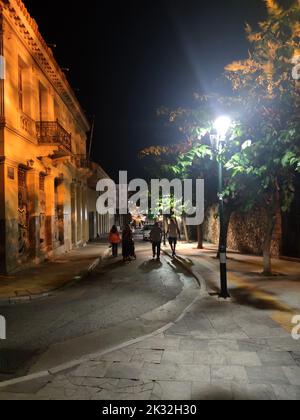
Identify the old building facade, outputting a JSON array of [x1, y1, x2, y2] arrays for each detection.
[[87, 161, 115, 241], [0, 0, 92, 273]]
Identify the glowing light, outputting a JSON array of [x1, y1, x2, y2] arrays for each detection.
[[214, 116, 231, 139]]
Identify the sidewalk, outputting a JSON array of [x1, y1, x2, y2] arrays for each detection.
[[0, 241, 299, 400], [169, 242, 300, 332], [0, 242, 109, 303]]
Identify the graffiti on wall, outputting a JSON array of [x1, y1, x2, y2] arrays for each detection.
[[18, 168, 29, 257], [39, 174, 46, 248]]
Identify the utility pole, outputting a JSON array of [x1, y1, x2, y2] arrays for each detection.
[[88, 116, 95, 161]]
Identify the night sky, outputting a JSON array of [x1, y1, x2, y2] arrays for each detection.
[[24, 0, 270, 181]]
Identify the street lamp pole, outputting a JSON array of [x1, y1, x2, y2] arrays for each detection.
[[213, 117, 231, 299], [217, 140, 230, 299]]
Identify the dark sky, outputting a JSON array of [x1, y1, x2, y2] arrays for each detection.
[[24, 0, 269, 181]]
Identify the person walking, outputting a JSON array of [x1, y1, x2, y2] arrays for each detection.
[[168, 218, 181, 257], [109, 225, 121, 257], [122, 224, 135, 262], [150, 222, 163, 262]]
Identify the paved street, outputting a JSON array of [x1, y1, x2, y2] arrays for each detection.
[[0, 241, 299, 400], [0, 241, 198, 381], [1, 286, 299, 400]]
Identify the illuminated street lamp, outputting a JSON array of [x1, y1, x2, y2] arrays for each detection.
[[210, 116, 231, 299]]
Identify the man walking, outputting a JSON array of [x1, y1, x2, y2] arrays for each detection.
[[168, 218, 181, 257], [150, 222, 163, 262]]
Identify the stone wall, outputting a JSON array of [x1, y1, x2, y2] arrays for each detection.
[[203, 204, 281, 257]]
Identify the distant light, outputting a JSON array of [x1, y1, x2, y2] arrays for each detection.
[[214, 116, 231, 139]]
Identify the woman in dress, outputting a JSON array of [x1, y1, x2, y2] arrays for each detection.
[[122, 224, 136, 262]]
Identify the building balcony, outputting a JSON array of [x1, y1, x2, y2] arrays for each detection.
[[20, 111, 36, 137], [36, 120, 72, 153], [74, 154, 90, 169], [74, 154, 93, 177]]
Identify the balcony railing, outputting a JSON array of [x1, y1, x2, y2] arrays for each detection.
[[36, 121, 72, 152], [20, 111, 35, 137], [74, 154, 90, 169]]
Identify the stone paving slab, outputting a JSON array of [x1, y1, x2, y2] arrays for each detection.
[[140, 363, 178, 381], [152, 381, 192, 400], [134, 336, 181, 351], [271, 384, 300, 400], [223, 351, 262, 367], [131, 349, 164, 364], [231, 383, 277, 401], [175, 364, 210, 382], [161, 350, 194, 365], [211, 366, 248, 384], [193, 351, 227, 365], [292, 352, 300, 366], [192, 381, 233, 400], [246, 366, 291, 386], [257, 351, 297, 367], [179, 338, 210, 351], [104, 362, 143, 380], [282, 366, 300, 386]]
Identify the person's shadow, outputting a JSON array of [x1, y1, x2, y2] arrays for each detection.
[[139, 260, 163, 273]]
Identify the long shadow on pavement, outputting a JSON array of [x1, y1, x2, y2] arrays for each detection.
[[139, 260, 163, 273], [229, 286, 290, 312]]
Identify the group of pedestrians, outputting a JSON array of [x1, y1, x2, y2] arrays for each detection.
[[108, 219, 181, 263], [108, 224, 136, 262], [149, 219, 180, 261]]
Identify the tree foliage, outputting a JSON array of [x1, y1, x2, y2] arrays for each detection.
[[139, 0, 300, 273]]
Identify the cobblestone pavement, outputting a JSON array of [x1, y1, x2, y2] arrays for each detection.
[[0, 242, 299, 400]]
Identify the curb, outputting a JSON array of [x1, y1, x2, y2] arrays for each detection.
[[162, 248, 236, 303], [0, 251, 204, 389], [0, 296, 202, 389], [0, 249, 110, 306]]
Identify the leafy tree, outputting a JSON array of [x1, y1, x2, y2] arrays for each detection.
[[140, 102, 221, 248], [142, 99, 254, 252], [225, 0, 300, 274]]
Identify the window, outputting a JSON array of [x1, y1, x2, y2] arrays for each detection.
[[39, 174, 45, 192], [54, 99, 60, 121], [18, 66, 24, 111], [39, 82, 48, 121]]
